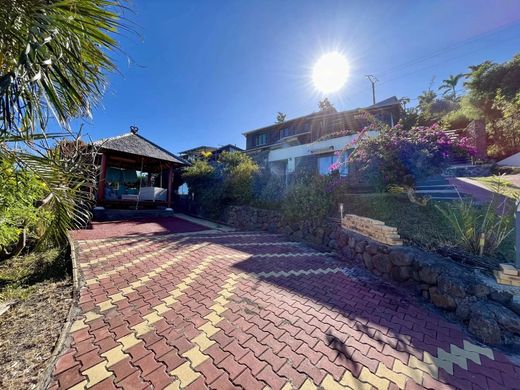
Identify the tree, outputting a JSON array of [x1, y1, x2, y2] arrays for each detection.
[[0, 1, 125, 247], [276, 112, 286, 123], [318, 98, 337, 113], [464, 54, 520, 120], [438, 74, 464, 99], [489, 90, 520, 158]]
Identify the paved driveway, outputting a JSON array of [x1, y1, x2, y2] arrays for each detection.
[[50, 226, 520, 389]]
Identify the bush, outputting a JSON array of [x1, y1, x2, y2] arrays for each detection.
[[435, 176, 515, 256], [349, 123, 475, 189], [181, 152, 259, 218], [251, 170, 286, 209], [0, 158, 51, 256], [282, 175, 335, 222]]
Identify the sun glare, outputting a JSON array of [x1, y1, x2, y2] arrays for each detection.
[[312, 52, 349, 94]]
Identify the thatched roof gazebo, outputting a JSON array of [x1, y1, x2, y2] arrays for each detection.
[[93, 127, 189, 210]]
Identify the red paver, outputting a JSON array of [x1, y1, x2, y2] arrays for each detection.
[[50, 222, 520, 389]]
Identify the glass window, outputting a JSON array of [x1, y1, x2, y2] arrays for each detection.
[[254, 133, 267, 146], [318, 155, 334, 175], [279, 128, 290, 139]]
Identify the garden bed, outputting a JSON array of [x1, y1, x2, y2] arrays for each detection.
[[339, 193, 515, 262], [0, 249, 73, 389]]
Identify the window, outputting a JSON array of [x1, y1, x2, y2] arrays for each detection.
[[318, 155, 334, 175], [318, 153, 349, 176], [254, 133, 267, 146], [279, 127, 290, 139]]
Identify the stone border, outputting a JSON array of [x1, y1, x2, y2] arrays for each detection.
[[39, 233, 82, 390], [225, 206, 520, 347]]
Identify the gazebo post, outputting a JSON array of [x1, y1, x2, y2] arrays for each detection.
[[97, 153, 108, 207], [167, 163, 174, 211]]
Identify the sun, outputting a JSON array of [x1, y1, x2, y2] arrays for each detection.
[[312, 52, 350, 94]]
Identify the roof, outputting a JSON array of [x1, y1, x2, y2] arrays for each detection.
[[179, 145, 217, 155], [94, 132, 189, 165], [242, 96, 400, 136], [366, 96, 400, 109], [214, 144, 244, 153]]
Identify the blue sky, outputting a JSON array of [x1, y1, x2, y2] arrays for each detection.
[[79, 0, 520, 153]]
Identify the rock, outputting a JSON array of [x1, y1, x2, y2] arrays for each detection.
[[438, 275, 466, 299], [292, 230, 303, 240], [489, 291, 513, 305], [366, 244, 380, 255], [314, 227, 325, 242], [355, 240, 367, 254], [363, 252, 373, 269], [348, 237, 356, 248], [389, 248, 415, 266], [267, 223, 277, 233], [391, 266, 412, 282], [418, 265, 442, 285], [511, 296, 520, 316], [328, 239, 338, 250], [468, 283, 491, 298], [468, 313, 502, 345], [372, 254, 392, 274], [342, 247, 353, 259], [429, 287, 457, 311], [455, 298, 476, 321], [470, 300, 520, 336]]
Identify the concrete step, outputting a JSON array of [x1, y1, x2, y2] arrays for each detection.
[[415, 185, 457, 191]]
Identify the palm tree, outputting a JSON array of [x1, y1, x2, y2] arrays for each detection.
[[0, 0, 125, 246], [438, 74, 464, 99]]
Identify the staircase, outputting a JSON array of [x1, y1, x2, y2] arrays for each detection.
[[415, 176, 462, 201]]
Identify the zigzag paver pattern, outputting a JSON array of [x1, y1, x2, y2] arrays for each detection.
[[49, 227, 520, 390]]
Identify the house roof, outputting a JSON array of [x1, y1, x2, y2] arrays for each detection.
[[94, 132, 189, 165], [366, 96, 400, 109], [214, 144, 244, 153], [242, 96, 401, 136], [179, 145, 217, 155]]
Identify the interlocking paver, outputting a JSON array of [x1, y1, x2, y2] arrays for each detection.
[[50, 222, 520, 389]]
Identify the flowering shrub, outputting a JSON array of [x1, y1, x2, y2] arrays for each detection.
[[344, 124, 475, 188]]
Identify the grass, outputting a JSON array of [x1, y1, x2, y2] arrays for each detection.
[[0, 248, 69, 302], [472, 176, 520, 199], [339, 193, 515, 261]]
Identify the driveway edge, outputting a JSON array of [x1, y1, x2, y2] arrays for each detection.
[[39, 233, 82, 390]]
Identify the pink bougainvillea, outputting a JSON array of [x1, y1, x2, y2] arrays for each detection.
[[329, 123, 476, 188]]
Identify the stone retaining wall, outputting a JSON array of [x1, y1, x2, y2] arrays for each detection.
[[224, 205, 520, 346], [342, 214, 403, 246]]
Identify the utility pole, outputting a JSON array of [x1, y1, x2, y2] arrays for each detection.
[[366, 75, 378, 105]]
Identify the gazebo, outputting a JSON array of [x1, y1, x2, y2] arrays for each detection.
[[93, 127, 189, 210]]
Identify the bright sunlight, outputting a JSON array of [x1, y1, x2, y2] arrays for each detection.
[[312, 52, 350, 94]]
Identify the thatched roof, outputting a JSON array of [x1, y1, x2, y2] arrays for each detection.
[[94, 132, 188, 165]]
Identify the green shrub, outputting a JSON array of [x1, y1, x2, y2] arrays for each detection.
[[251, 170, 285, 210], [0, 158, 51, 254], [219, 152, 259, 204], [181, 152, 259, 218], [435, 177, 515, 256], [282, 175, 334, 222]]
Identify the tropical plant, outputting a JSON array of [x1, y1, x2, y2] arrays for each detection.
[[436, 176, 514, 256], [276, 112, 286, 123], [0, 157, 50, 257], [488, 90, 520, 158], [318, 98, 336, 113], [0, 0, 125, 246], [438, 74, 464, 99]]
